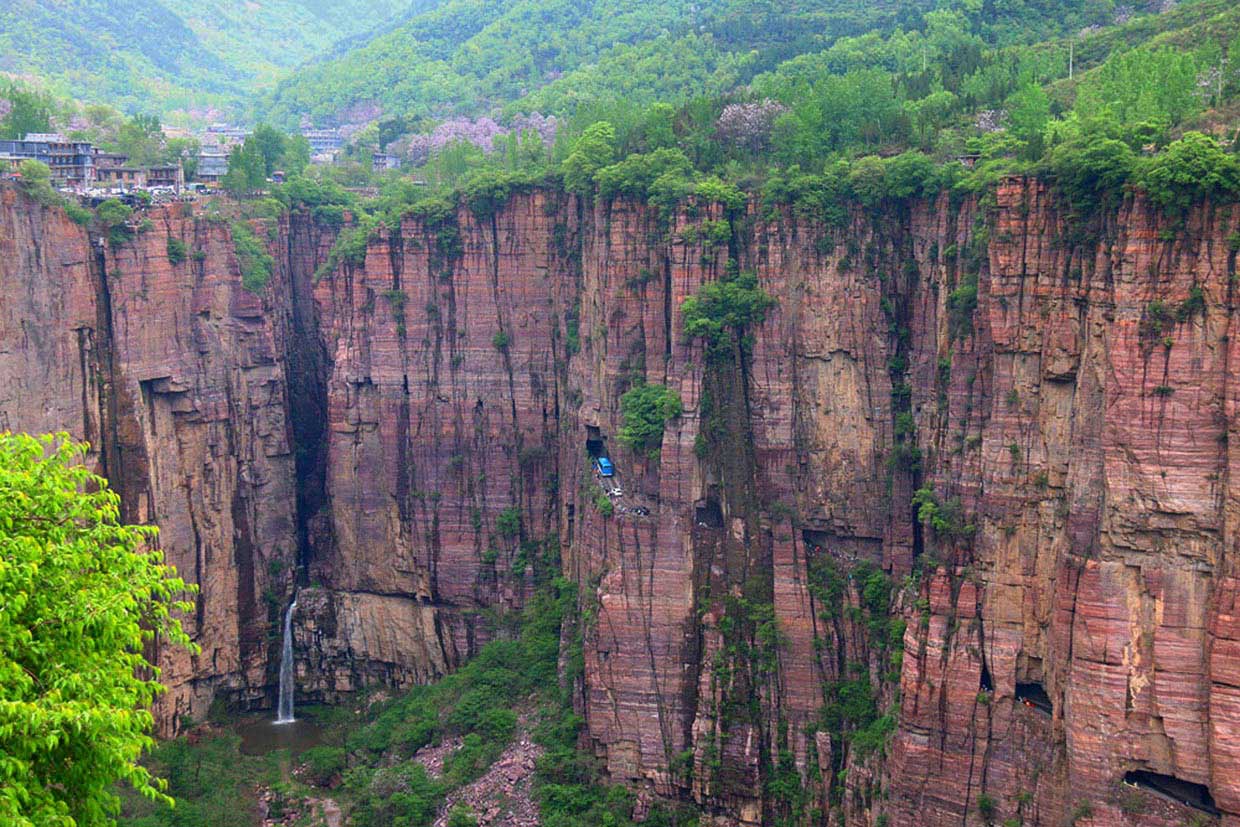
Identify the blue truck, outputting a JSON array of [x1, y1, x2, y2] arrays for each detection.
[[595, 456, 615, 477]]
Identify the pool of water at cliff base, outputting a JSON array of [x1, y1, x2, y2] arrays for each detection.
[[234, 717, 325, 756]]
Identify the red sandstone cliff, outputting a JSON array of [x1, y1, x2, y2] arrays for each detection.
[[0, 191, 306, 729], [2, 180, 1239, 826]]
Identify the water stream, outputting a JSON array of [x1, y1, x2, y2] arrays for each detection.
[[275, 597, 297, 724]]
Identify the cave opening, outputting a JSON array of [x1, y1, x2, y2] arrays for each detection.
[[802, 528, 831, 551], [1016, 682, 1052, 714], [586, 425, 605, 458], [979, 663, 994, 693], [1122, 771, 1220, 815], [695, 499, 724, 529]]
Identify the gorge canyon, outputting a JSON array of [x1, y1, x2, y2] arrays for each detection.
[[2, 179, 1239, 827]]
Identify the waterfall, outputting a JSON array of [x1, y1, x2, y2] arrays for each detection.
[[274, 597, 297, 724]]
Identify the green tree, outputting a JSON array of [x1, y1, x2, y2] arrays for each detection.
[[594, 147, 694, 202], [425, 140, 487, 187], [96, 198, 135, 247], [561, 122, 616, 194], [0, 432, 197, 826], [765, 68, 907, 163], [232, 221, 275, 291], [1228, 32, 1240, 99], [1072, 46, 1204, 127], [1005, 82, 1050, 158], [115, 114, 164, 166], [906, 89, 957, 147], [249, 124, 288, 177], [377, 115, 412, 149], [1044, 131, 1137, 213], [1139, 132, 1240, 214], [0, 83, 53, 139], [16, 159, 54, 203], [681, 266, 777, 359], [636, 103, 677, 152], [279, 135, 312, 176], [617, 383, 683, 455], [222, 142, 266, 195], [446, 803, 479, 827], [78, 104, 125, 141], [165, 136, 201, 180]]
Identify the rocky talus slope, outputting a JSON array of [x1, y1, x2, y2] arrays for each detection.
[[2, 181, 1239, 827]]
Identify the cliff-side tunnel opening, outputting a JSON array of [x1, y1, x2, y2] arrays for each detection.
[[696, 499, 724, 529], [1122, 770, 1219, 815], [1016, 682, 1052, 714], [586, 425, 606, 458], [802, 528, 831, 551]]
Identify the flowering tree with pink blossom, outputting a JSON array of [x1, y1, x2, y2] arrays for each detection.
[[403, 114, 559, 165], [715, 100, 787, 154]]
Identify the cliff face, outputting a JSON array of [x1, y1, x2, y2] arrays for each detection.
[[2, 180, 1240, 827], [882, 183, 1240, 827], [0, 191, 302, 729], [296, 193, 570, 696]]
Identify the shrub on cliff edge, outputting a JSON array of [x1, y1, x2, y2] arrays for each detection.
[[166, 236, 188, 265], [1138, 132, 1240, 214], [16, 159, 58, 207], [681, 264, 777, 360], [97, 198, 134, 247], [231, 220, 275, 292], [617, 382, 683, 456]]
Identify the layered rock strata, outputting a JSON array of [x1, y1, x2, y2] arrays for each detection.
[[2, 180, 1239, 826]]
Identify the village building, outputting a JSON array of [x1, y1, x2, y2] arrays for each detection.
[[197, 148, 229, 183], [95, 166, 147, 188], [95, 158, 185, 193], [302, 128, 344, 154], [94, 152, 129, 171], [161, 125, 194, 141], [204, 123, 251, 148], [373, 152, 401, 171], [146, 164, 185, 190], [0, 135, 96, 186]]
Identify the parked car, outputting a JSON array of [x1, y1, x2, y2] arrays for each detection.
[[595, 456, 615, 477]]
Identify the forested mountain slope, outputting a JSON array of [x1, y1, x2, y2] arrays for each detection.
[[263, 0, 1133, 126], [0, 0, 409, 117]]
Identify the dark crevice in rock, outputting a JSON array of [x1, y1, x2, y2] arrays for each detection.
[[90, 240, 153, 525], [1122, 770, 1219, 816], [285, 215, 333, 579]]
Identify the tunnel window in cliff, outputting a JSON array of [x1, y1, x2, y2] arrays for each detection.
[[1122, 771, 1219, 816], [979, 662, 993, 693], [802, 528, 831, 553], [695, 499, 724, 529], [1015, 682, 1052, 715], [586, 425, 606, 458]]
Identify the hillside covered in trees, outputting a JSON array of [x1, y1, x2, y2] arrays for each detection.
[[0, 0, 409, 118], [263, 0, 1161, 126], [254, 0, 1240, 247]]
